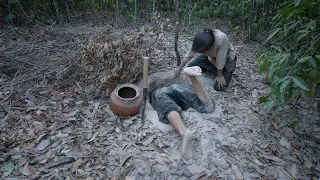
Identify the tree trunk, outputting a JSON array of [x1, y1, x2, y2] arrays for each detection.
[[135, 0, 137, 24], [116, 0, 120, 26], [188, 0, 192, 25], [152, 0, 156, 15], [175, 0, 179, 22], [145, 0, 148, 17]]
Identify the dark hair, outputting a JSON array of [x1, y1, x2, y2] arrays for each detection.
[[191, 28, 215, 53]]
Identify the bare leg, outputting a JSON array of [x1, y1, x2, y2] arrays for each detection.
[[168, 111, 193, 156], [187, 75, 209, 102], [183, 66, 209, 102]]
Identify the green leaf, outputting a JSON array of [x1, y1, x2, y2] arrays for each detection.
[[268, 63, 276, 80], [279, 54, 289, 64], [313, 102, 318, 112], [264, 100, 275, 112], [270, 46, 282, 53], [288, 21, 299, 30], [258, 59, 270, 73], [2, 161, 14, 177], [259, 96, 268, 103], [309, 69, 320, 83], [298, 56, 311, 63], [5, 13, 16, 21], [265, 28, 281, 43], [315, 55, 320, 60], [257, 52, 267, 63], [280, 78, 291, 93], [276, 76, 291, 84], [294, 0, 301, 7], [309, 58, 317, 68], [283, 24, 288, 37], [297, 31, 309, 41], [293, 76, 310, 91], [278, 93, 285, 108], [8, 0, 18, 4]]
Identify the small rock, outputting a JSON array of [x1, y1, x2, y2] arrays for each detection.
[[251, 89, 258, 98], [63, 98, 73, 104], [76, 101, 85, 105], [24, 115, 32, 121]]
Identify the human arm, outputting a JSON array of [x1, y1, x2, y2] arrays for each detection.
[[215, 69, 226, 90], [214, 34, 229, 89], [174, 49, 195, 77]]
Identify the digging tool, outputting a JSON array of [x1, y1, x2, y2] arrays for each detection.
[[174, 22, 181, 66], [141, 57, 150, 122]]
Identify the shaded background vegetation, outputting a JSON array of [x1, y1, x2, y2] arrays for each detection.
[[1, 0, 319, 112]]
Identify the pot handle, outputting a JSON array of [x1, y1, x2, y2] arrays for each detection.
[[142, 57, 149, 88]]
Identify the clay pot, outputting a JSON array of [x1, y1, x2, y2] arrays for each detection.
[[110, 84, 143, 117]]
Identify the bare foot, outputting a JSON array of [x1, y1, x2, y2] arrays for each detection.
[[183, 66, 202, 76], [181, 129, 193, 156]]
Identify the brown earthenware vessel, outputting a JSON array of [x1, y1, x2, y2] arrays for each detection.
[[110, 84, 143, 117]]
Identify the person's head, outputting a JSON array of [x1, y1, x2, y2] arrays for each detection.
[[191, 28, 215, 53]]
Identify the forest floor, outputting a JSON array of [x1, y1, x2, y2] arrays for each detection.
[[0, 20, 320, 180]]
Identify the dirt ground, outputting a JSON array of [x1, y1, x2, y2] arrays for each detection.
[[0, 22, 320, 179]]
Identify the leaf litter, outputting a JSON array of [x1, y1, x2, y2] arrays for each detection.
[[0, 19, 319, 179]]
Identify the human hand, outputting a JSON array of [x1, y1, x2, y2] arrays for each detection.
[[215, 75, 226, 90]]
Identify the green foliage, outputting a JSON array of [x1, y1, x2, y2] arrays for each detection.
[[1, 0, 116, 24], [258, 0, 320, 112], [176, 0, 284, 39]]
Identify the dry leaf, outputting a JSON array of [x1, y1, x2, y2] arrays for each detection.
[[116, 127, 120, 133], [66, 151, 83, 158], [36, 139, 50, 151], [88, 132, 99, 142], [45, 158, 74, 169], [55, 131, 68, 138], [18, 157, 27, 166], [76, 101, 85, 105], [64, 109, 79, 118], [120, 155, 132, 168], [23, 142, 35, 149], [77, 169, 85, 175], [303, 159, 312, 169], [231, 164, 243, 180], [142, 135, 155, 146], [72, 158, 83, 172], [159, 153, 169, 158], [38, 159, 48, 164], [252, 159, 264, 166], [36, 134, 47, 143], [290, 163, 298, 178], [315, 163, 320, 171], [22, 161, 31, 176], [279, 137, 290, 149], [259, 142, 270, 149], [262, 154, 283, 162], [195, 171, 207, 180], [125, 176, 134, 180]]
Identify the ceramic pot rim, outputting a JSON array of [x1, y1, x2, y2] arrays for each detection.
[[115, 83, 140, 101]]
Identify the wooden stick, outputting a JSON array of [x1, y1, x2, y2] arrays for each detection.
[[142, 57, 150, 88], [174, 22, 181, 66]]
